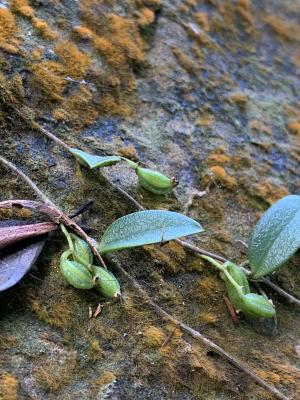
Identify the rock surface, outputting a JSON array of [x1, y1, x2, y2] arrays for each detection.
[[1, 0, 300, 399]]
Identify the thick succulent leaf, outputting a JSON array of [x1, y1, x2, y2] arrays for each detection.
[[69, 148, 121, 169], [98, 210, 204, 254], [248, 195, 300, 278], [0, 238, 46, 291]]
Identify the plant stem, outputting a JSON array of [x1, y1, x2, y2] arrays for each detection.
[[0, 156, 289, 400], [60, 223, 93, 273], [60, 224, 74, 252], [201, 255, 244, 297]]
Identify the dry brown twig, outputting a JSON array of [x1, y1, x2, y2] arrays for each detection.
[[0, 155, 291, 400]]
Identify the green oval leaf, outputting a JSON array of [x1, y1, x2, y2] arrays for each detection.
[[69, 148, 121, 169], [98, 210, 204, 254], [248, 195, 300, 278]]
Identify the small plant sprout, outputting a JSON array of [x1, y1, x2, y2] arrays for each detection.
[[60, 224, 121, 298], [68, 147, 178, 195], [201, 256, 276, 318], [60, 211, 203, 298]]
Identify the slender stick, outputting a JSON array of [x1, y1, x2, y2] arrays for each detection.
[[0, 157, 290, 400], [30, 120, 71, 152], [0, 155, 55, 206]]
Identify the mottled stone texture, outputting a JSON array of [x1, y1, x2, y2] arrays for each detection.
[[1, 0, 300, 399]]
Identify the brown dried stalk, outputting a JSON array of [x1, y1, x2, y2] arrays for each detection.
[[0, 221, 56, 250], [0, 156, 290, 400]]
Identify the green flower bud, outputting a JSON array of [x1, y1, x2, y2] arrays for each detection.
[[224, 262, 250, 310], [136, 167, 177, 195], [69, 233, 93, 266], [92, 265, 121, 298], [240, 293, 276, 318], [60, 250, 94, 289]]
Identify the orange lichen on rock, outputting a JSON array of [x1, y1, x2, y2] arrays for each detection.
[[100, 94, 131, 116], [194, 12, 210, 32], [10, 0, 34, 18], [264, 15, 300, 41], [31, 48, 42, 60], [53, 86, 98, 127], [252, 350, 300, 389], [172, 47, 199, 75], [209, 165, 237, 189], [96, 371, 116, 386], [207, 149, 231, 165], [32, 17, 59, 40], [196, 276, 221, 298], [144, 326, 165, 347], [196, 113, 215, 127], [93, 36, 126, 67], [107, 14, 144, 62], [73, 25, 94, 40], [55, 42, 90, 79], [138, 7, 155, 27], [118, 144, 138, 159], [0, 8, 19, 54], [229, 92, 248, 105], [30, 300, 73, 328], [287, 120, 300, 135], [254, 181, 289, 205], [0, 6, 16, 36], [31, 61, 66, 100], [0, 372, 19, 400], [31, 43, 90, 107], [199, 312, 218, 324], [250, 119, 272, 135], [90, 13, 144, 69], [136, 0, 161, 8], [235, 0, 254, 27]]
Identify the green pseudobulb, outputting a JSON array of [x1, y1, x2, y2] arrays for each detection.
[[60, 250, 94, 289], [92, 265, 121, 298], [224, 262, 250, 310], [240, 293, 276, 318], [136, 167, 175, 195]]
